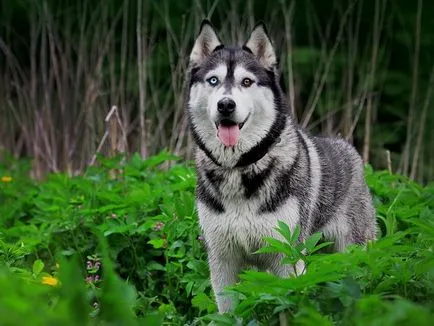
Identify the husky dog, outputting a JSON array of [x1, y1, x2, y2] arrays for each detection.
[[185, 20, 376, 313]]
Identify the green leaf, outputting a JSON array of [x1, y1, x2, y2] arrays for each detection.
[[304, 232, 323, 252], [56, 255, 90, 325], [103, 222, 138, 237], [290, 225, 302, 244], [309, 241, 334, 254], [203, 313, 238, 325], [142, 312, 165, 326], [262, 237, 288, 250], [148, 239, 166, 249], [255, 246, 284, 254], [97, 231, 137, 326], [191, 292, 217, 313], [147, 262, 166, 271], [276, 220, 293, 242], [186, 259, 209, 274], [281, 257, 300, 266], [32, 259, 44, 275]]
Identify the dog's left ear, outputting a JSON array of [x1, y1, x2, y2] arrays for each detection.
[[189, 20, 223, 67], [244, 22, 276, 69]]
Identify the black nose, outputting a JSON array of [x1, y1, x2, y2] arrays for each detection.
[[217, 97, 236, 116]]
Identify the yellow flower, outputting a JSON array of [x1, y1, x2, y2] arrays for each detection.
[[42, 276, 59, 286], [1, 176, 12, 183]]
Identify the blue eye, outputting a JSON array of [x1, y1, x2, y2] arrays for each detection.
[[207, 76, 219, 86]]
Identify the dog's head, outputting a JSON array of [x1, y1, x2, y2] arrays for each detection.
[[186, 20, 287, 168]]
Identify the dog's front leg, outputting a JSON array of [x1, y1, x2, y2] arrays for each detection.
[[208, 253, 242, 313]]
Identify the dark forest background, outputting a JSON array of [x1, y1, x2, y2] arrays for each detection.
[[1, 0, 434, 182]]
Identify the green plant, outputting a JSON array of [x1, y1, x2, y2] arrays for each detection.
[[0, 154, 433, 325]]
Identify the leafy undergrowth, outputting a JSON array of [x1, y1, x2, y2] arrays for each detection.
[[0, 151, 433, 325]]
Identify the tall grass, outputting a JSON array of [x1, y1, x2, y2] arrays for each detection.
[[0, 0, 433, 182]]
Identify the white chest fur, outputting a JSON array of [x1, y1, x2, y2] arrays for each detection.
[[197, 194, 300, 257]]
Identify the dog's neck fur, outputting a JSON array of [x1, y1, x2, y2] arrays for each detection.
[[234, 114, 286, 168]]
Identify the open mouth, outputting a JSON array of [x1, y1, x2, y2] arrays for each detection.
[[214, 119, 246, 130], [215, 115, 249, 147]]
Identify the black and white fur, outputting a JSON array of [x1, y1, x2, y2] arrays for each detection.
[[185, 20, 377, 313]]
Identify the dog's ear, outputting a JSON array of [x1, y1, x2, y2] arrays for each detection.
[[189, 20, 223, 67], [244, 22, 276, 69]]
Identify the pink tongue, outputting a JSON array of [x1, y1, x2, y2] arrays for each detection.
[[217, 124, 240, 147]]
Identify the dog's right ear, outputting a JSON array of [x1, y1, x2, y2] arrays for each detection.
[[189, 20, 223, 67]]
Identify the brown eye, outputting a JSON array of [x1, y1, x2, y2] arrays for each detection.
[[242, 78, 254, 88]]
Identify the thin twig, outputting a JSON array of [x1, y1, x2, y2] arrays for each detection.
[[403, 0, 423, 175], [410, 63, 434, 180], [301, 0, 357, 128], [386, 150, 392, 174]]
